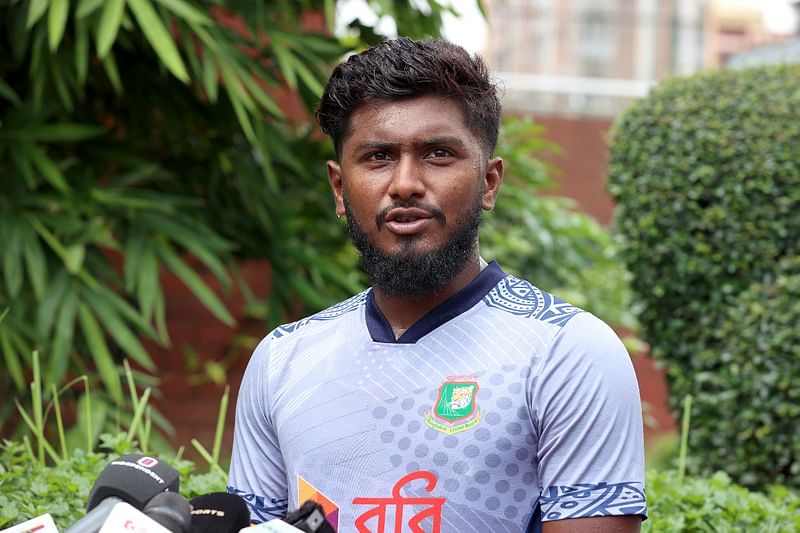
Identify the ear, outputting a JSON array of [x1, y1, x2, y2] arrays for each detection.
[[481, 157, 504, 211], [327, 160, 346, 217]]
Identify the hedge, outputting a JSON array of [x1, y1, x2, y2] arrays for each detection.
[[608, 65, 800, 489], [2, 436, 798, 530]]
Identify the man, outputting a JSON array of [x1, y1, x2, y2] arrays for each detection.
[[228, 38, 647, 532]]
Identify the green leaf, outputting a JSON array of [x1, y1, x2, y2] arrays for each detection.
[[201, 48, 218, 103], [136, 244, 161, 322], [0, 328, 26, 390], [152, 0, 211, 25], [76, 0, 105, 17], [27, 0, 50, 29], [0, 79, 22, 106], [18, 142, 69, 193], [158, 241, 235, 327], [78, 303, 123, 403], [48, 282, 79, 387], [2, 222, 24, 298], [75, 17, 89, 84], [21, 223, 48, 300], [96, 0, 126, 58], [101, 52, 124, 93], [17, 123, 106, 142], [48, 0, 69, 51], [36, 269, 70, 340], [127, 0, 189, 83], [83, 289, 156, 372]]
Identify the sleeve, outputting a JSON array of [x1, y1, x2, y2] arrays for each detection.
[[532, 312, 647, 522], [227, 334, 289, 523]]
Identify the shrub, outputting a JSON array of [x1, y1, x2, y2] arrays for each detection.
[[0, 436, 226, 528], [644, 470, 800, 532], [608, 65, 800, 489]]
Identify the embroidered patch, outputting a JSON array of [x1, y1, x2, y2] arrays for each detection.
[[424, 375, 483, 435]]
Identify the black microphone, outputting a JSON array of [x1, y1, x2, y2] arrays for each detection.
[[284, 501, 335, 533], [64, 453, 180, 533], [190, 492, 251, 533], [144, 492, 192, 532]]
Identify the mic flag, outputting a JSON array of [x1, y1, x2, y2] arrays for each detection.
[[190, 492, 251, 533], [0, 513, 59, 533], [87, 454, 180, 511], [143, 492, 192, 533], [98, 501, 171, 533]]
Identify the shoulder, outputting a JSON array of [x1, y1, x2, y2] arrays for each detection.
[[269, 290, 369, 341], [482, 273, 584, 328]]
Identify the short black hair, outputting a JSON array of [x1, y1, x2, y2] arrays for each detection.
[[317, 38, 501, 158]]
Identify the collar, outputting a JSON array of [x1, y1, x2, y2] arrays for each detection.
[[365, 261, 507, 344]]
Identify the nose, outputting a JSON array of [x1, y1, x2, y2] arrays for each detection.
[[387, 155, 425, 200]]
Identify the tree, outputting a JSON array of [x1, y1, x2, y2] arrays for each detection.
[[1, 0, 632, 447]]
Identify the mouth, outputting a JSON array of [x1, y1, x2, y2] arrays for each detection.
[[383, 207, 435, 235]]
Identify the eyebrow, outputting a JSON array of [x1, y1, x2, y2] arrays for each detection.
[[353, 137, 468, 151]]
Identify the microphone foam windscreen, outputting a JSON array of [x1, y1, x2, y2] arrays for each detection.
[[190, 492, 251, 533], [144, 492, 192, 533], [87, 454, 181, 511]]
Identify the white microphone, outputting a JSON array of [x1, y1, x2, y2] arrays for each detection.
[[97, 502, 171, 533], [239, 519, 303, 532], [0, 513, 59, 533]]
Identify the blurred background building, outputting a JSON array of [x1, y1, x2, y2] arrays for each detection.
[[468, 0, 800, 442]]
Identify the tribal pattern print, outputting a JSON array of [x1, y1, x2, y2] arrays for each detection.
[[484, 276, 582, 327]]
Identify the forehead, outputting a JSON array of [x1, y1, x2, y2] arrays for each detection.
[[342, 95, 479, 151]]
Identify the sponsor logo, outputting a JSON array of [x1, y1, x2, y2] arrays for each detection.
[[424, 375, 483, 435], [352, 470, 445, 533], [136, 456, 159, 468], [298, 476, 340, 532]]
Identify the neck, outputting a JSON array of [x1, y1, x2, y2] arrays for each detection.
[[372, 254, 486, 340]]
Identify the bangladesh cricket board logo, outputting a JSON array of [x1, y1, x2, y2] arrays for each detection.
[[424, 376, 483, 435]]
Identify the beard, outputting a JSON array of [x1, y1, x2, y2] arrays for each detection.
[[343, 193, 483, 299]]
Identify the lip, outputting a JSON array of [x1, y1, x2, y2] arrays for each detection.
[[383, 207, 434, 235]]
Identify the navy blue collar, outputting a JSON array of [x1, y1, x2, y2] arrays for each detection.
[[365, 261, 507, 344]]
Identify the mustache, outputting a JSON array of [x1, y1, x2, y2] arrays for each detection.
[[375, 201, 447, 230]]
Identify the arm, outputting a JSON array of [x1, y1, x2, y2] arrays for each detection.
[[543, 515, 641, 533], [228, 335, 289, 523], [534, 313, 648, 528]]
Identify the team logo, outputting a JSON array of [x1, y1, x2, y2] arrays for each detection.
[[136, 456, 158, 468], [424, 375, 483, 435]]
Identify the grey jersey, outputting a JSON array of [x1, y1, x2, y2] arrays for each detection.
[[228, 262, 647, 532]]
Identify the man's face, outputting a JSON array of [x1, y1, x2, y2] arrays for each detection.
[[327, 95, 503, 297]]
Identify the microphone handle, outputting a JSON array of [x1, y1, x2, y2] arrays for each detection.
[[63, 497, 122, 533]]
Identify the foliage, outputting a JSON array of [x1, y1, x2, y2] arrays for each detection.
[[1, 0, 633, 448], [0, 355, 228, 528], [643, 469, 800, 532], [484, 116, 637, 334], [607, 65, 800, 489], [0, 0, 476, 437]]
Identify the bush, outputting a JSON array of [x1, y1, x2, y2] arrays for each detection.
[[608, 65, 800, 489], [0, 436, 226, 528], [644, 470, 800, 532]]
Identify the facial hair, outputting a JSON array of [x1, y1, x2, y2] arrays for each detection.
[[343, 192, 483, 299]]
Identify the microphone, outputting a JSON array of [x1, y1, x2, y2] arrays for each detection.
[[97, 501, 171, 533], [190, 492, 251, 533], [0, 513, 58, 533], [246, 501, 334, 533], [143, 492, 192, 532], [64, 453, 180, 533]]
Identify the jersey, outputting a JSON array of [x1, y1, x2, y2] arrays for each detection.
[[228, 262, 647, 532]]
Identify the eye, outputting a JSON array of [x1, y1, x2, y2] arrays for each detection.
[[428, 148, 453, 158], [366, 151, 391, 161]]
